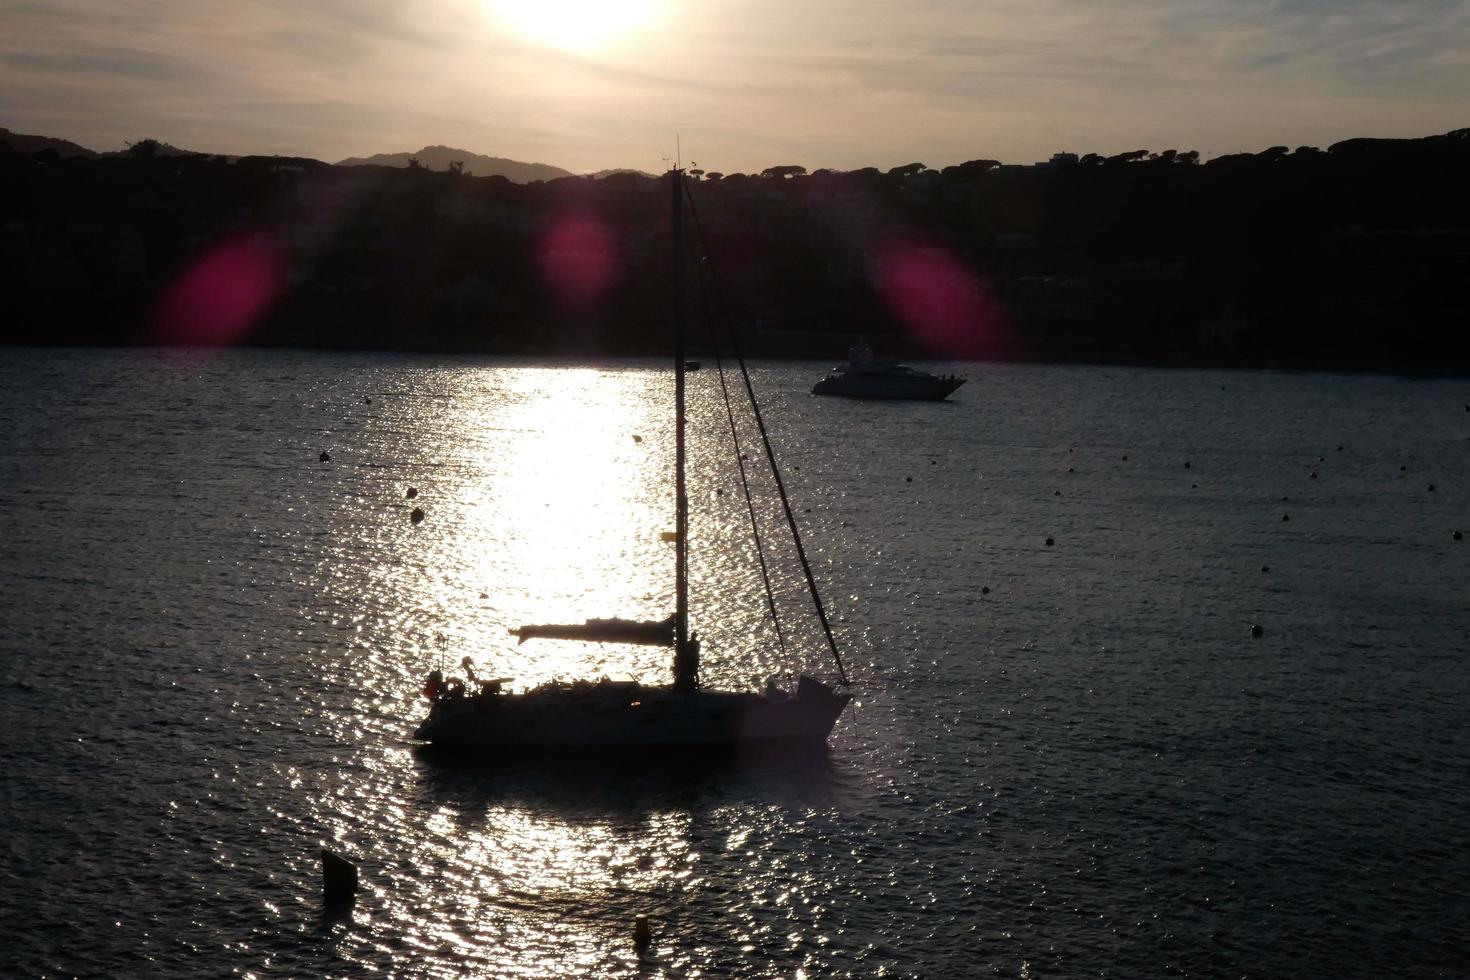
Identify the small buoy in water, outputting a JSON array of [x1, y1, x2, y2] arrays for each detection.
[[930, 460, 937, 466], [1261, 565, 1270, 572], [321, 849, 358, 906], [905, 476, 912, 482], [406, 487, 418, 499], [715, 488, 724, 496], [319, 451, 331, 463], [1191, 483, 1198, 489], [631, 434, 643, 443], [633, 914, 651, 953], [1310, 471, 1318, 479], [1428, 484, 1435, 492], [1282, 514, 1290, 522], [479, 592, 488, 599], [364, 396, 372, 404], [1045, 537, 1055, 546], [1400, 465, 1407, 472], [1337, 445, 1344, 451], [1122, 454, 1128, 461], [1067, 467, 1074, 473], [1454, 530, 1463, 541], [1053, 490, 1060, 496], [1184, 461, 1191, 469], [1282, 495, 1289, 502], [411, 507, 425, 524], [981, 586, 990, 595], [1250, 624, 1263, 638]]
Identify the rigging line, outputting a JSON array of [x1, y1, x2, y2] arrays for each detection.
[[711, 344, 790, 663], [682, 181, 850, 687]]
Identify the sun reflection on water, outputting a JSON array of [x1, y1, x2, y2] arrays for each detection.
[[291, 361, 866, 977], [328, 364, 683, 692], [482, 366, 672, 630]]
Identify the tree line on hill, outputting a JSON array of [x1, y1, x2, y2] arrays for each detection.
[[2, 129, 1467, 367]]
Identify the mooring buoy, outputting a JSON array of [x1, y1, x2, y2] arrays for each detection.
[[1045, 537, 1055, 546], [319, 451, 331, 463], [411, 507, 425, 524], [1250, 624, 1263, 638], [406, 487, 418, 499]]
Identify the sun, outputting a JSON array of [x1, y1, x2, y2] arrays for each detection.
[[486, 0, 663, 54]]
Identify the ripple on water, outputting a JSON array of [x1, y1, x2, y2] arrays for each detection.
[[1, 351, 1468, 977]]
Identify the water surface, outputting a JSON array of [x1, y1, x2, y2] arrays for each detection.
[[2, 349, 1467, 977]]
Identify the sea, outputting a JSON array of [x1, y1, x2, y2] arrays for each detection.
[[2, 348, 1467, 979]]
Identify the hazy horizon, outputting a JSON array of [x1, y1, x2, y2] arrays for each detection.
[[3, 0, 1467, 174]]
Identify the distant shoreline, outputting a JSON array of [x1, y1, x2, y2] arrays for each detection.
[[7, 130, 1468, 373], [7, 340, 1469, 379]]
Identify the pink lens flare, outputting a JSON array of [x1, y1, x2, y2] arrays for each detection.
[[538, 216, 618, 308], [150, 235, 285, 346], [871, 241, 1004, 357]]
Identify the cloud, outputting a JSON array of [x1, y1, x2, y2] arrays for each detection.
[[0, 0, 1466, 170]]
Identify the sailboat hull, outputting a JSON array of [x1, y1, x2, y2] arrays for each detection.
[[414, 681, 849, 750]]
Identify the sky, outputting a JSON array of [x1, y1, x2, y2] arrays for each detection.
[[1, 0, 1467, 174]]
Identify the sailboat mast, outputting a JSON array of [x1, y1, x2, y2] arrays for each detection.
[[671, 169, 696, 692]]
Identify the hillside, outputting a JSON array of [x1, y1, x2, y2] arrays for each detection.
[[335, 144, 572, 183], [0, 127, 99, 159]]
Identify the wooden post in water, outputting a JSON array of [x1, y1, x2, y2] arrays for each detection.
[[321, 848, 358, 906], [633, 913, 651, 953]]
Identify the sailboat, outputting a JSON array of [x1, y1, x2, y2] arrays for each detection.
[[412, 171, 851, 750]]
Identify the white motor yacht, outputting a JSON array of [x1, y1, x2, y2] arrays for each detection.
[[812, 342, 965, 400]]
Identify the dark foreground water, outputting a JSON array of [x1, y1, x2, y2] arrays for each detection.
[[2, 348, 1468, 978]]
